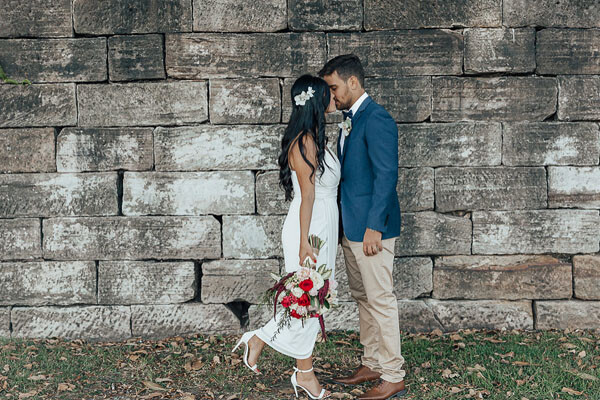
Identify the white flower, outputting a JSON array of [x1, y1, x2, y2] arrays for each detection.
[[338, 117, 352, 137], [296, 306, 308, 316], [309, 287, 319, 297], [291, 286, 304, 298], [310, 270, 325, 290], [297, 267, 311, 280], [294, 86, 315, 106]]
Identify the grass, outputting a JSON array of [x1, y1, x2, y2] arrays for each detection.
[[0, 329, 599, 399]]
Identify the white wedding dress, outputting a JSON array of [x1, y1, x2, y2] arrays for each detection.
[[255, 147, 341, 359]]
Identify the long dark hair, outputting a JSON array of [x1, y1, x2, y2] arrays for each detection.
[[278, 75, 331, 201]]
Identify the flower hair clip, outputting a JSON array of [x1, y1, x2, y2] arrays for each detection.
[[294, 86, 315, 106]]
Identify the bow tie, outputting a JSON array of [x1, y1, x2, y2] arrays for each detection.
[[342, 110, 353, 120]]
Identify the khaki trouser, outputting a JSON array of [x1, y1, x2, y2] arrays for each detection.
[[341, 235, 406, 383]]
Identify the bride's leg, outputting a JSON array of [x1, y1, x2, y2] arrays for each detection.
[[247, 334, 265, 367], [296, 356, 331, 397]]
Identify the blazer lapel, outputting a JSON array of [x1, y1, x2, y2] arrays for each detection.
[[340, 96, 372, 167]]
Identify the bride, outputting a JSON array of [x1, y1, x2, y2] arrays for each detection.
[[232, 74, 340, 399]]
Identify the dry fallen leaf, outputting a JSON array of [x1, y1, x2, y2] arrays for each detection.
[[578, 350, 587, 358], [562, 387, 584, 395], [18, 391, 37, 399], [142, 381, 166, 391], [57, 383, 75, 392], [27, 375, 46, 381], [566, 369, 598, 381]]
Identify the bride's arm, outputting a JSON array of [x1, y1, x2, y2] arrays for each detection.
[[290, 134, 318, 266]]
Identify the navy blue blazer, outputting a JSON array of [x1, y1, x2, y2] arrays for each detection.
[[337, 96, 401, 242]]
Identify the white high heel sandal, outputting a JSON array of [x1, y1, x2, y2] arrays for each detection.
[[231, 331, 260, 374], [291, 366, 329, 399]]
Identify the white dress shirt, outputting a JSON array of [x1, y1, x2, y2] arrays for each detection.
[[340, 92, 369, 155]]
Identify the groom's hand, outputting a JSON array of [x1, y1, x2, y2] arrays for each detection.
[[363, 228, 383, 256]]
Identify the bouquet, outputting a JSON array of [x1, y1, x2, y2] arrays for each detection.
[[263, 234, 338, 340]]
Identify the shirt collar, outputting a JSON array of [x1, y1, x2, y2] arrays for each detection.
[[348, 92, 369, 116]]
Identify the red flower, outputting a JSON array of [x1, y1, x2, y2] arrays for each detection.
[[299, 279, 314, 292], [290, 309, 302, 319], [297, 293, 311, 307], [281, 296, 292, 308]]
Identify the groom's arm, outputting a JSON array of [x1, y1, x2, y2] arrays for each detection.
[[365, 107, 399, 234]]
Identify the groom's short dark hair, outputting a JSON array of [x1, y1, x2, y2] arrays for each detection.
[[319, 54, 365, 88]]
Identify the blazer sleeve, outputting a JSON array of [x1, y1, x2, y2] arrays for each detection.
[[365, 106, 399, 234]]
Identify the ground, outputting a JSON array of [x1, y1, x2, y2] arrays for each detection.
[[1, 329, 599, 399]]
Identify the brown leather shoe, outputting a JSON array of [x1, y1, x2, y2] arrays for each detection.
[[332, 365, 381, 385], [359, 380, 407, 399]]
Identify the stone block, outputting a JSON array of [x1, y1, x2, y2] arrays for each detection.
[[473, 210, 600, 254], [394, 257, 433, 299], [0, 172, 118, 217], [573, 255, 600, 300], [398, 168, 434, 212], [77, 82, 208, 127], [0, 261, 96, 306], [503, 122, 600, 166], [435, 167, 547, 212], [98, 261, 196, 304], [289, 0, 362, 31], [427, 299, 534, 331], [504, 0, 600, 28], [0, 128, 55, 173], [257, 171, 288, 215], [558, 76, 600, 121], [73, 0, 192, 34], [201, 259, 279, 304], [432, 77, 557, 121], [464, 28, 535, 73], [0, 84, 77, 128], [209, 79, 280, 124], [398, 122, 502, 167], [131, 304, 240, 338], [166, 33, 326, 78], [0, 308, 8, 337], [395, 212, 472, 256], [0, 0, 72, 38], [364, 0, 501, 29], [537, 29, 600, 74], [193, 0, 287, 32], [0, 218, 42, 261], [366, 77, 431, 122], [328, 30, 463, 76], [154, 125, 281, 171], [433, 255, 572, 300], [536, 301, 600, 330], [0, 38, 106, 83], [108, 34, 165, 81], [57, 128, 154, 172], [223, 216, 285, 259], [43, 216, 221, 260], [249, 300, 445, 332], [11, 306, 131, 341], [548, 167, 600, 208], [122, 171, 254, 215]]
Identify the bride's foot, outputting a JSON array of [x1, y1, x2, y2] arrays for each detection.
[[296, 369, 331, 398], [247, 334, 265, 369]]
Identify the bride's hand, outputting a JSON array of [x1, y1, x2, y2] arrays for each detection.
[[299, 241, 317, 266]]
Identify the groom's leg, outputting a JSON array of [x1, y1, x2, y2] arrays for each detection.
[[352, 237, 405, 383], [341, 236, 380, 372]]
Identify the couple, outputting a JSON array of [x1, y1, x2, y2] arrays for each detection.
[[232, 55, 406, 400]]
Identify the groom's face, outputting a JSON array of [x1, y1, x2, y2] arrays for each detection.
[[322, 71, 353, 111]]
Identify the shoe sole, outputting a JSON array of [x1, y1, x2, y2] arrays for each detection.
[[388, 389, 408, 399]]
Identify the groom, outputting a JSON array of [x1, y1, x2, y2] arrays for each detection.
[[320, 55, 406, 399]]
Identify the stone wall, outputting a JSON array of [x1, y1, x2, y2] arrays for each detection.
[[1, 0, 600, 341]]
